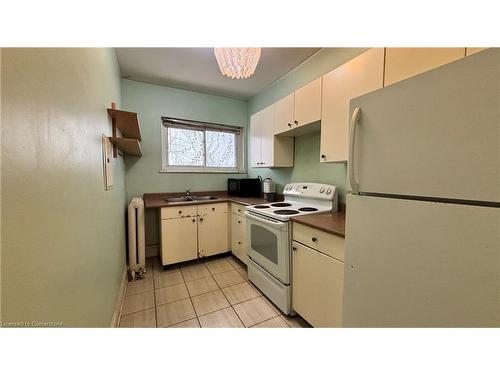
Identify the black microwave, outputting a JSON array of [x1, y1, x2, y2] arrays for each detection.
[[228, 178, 261, 197]]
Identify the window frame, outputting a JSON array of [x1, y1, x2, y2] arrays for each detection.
[[160, 117, 245, 173]]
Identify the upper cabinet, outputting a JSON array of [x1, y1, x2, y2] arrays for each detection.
[[320, 48, 385, 163], [294, 78, 322, 128], [274, 77, 322, 136], [466, 48, 487, 56], [273, 93, 295, 134], [250, 105, 294, 168], [384, 48, 466, 86]]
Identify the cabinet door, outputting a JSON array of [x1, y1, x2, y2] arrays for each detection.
[[320, 48, 384, 163], [384, 48, 465, 86], [198, 212, 229, 257], [230, 213, 247, 264], [161, 217, 198, 265], [294, 77, 321, 127], [273, 93, 295, 135], [258, 105, 275, 167], [249, 111, 263, 168], [292, 241, 344, 327]]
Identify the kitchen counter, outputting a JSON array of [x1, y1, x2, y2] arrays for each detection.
[[291, 211, 346, 238], [143, 191, 280, 209]]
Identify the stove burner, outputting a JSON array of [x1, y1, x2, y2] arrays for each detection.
[[271, 202, 292, 207], [253, 205, 270, 209], [298, 207, 319, 212], [273, 209, 300, 215]]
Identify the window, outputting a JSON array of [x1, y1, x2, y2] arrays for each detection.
[[161, 117, 244, 173]]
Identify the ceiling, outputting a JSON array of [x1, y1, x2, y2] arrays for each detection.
[[115, 48, 321, 100]]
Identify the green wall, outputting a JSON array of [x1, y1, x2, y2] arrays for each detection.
[[121, 79, 248, 245], [122, 79, 248, 200], [1, 48, 127, 327], [247, 48, 368, 203]]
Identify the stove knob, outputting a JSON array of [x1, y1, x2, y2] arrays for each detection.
[[326, 188, 332, 194], [319, 187, 325, 193]]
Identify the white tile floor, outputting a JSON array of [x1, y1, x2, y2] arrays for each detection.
[[119, 254, 311, 328]]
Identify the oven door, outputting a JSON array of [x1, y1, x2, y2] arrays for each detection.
[[245, 211, 290, 284]]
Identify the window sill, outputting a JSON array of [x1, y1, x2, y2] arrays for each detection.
[[159, 168, 247, 174]]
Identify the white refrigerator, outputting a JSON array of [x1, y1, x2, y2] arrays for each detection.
[[343, 49, 500, 327]]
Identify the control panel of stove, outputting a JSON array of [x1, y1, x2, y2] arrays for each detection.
[[283, 182, 337, 200]]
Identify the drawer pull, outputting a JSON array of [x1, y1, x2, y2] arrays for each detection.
[[312, 237, 318, 242], [178, 210, 182, 214], [238, 241, 241, 245], [192, 219, 196, 223], [199, 218, 204, 222], [238, 220, 241, 224], [212, 207, 215, 211], [292, 246, 297, 251]]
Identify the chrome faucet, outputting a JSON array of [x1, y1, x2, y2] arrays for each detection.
[[185, 189, 192, 197]]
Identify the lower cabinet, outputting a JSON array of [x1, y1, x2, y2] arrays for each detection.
[[230, 213, 247, 264], [198, 205, 229, 258], [292, 241, 344, 327], [160, 216, 198, 265], [160, 203, 229, 265]]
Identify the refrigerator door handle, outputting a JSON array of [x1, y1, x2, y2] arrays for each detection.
[[348, 107, 361, 194]]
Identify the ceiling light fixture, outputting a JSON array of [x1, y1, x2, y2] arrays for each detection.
[[214, 48, 261, 79]]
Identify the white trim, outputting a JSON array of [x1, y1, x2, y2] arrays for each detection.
[[160, 118, 246, 173], [110, 266, 128, 328]]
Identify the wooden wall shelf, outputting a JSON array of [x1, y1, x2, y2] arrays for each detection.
[[109, 137, 142, 157], [107, 106, 142, 158], [107, 108, 142, 140]]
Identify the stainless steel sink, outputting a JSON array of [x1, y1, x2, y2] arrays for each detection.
[[191, 196, 218, 201], [164, 195, 218, 203], [164, 196, 193, 203]]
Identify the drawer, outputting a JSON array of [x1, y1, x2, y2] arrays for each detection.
[[198, 202, 228, 214], [292, 222, 345, 262], [161, 205, 198, 220], [231, 202, 246, 216]]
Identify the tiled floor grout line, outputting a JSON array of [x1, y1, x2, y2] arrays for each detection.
[[151, 263, 159, 328], [248, 314, 285, 328]]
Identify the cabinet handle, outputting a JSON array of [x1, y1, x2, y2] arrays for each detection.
[[212, 207, 215, 211], [192, 219, 196, 223], [178, 210, 182, 214], [238, 220, 241, 224], [294, 120, 298, 125], [321, 154, 326, 159], [288, 123, 292, 127], [292, 246, 297, 251], [199, 218, 204, 222], [238, 241, 241, 245], [238, 209, 241, 212], [261, 161, 265, 165], [312, 237, 317, 242]]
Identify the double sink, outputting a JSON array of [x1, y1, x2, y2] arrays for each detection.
[[164, 195, 219, 203]]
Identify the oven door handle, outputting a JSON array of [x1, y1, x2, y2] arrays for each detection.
[[245, 211, 287, 230]]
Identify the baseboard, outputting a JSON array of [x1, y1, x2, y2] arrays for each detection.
[[110, 266, 128, 328]]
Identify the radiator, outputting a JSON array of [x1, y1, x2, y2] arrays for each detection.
[[128, 197, 146, 280]]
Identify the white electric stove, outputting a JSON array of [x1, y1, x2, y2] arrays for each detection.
[[245, 182, 338, 315]]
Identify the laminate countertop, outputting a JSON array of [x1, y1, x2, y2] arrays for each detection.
[[143, 191, 280, 209], [291, 211, 346, 238]]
